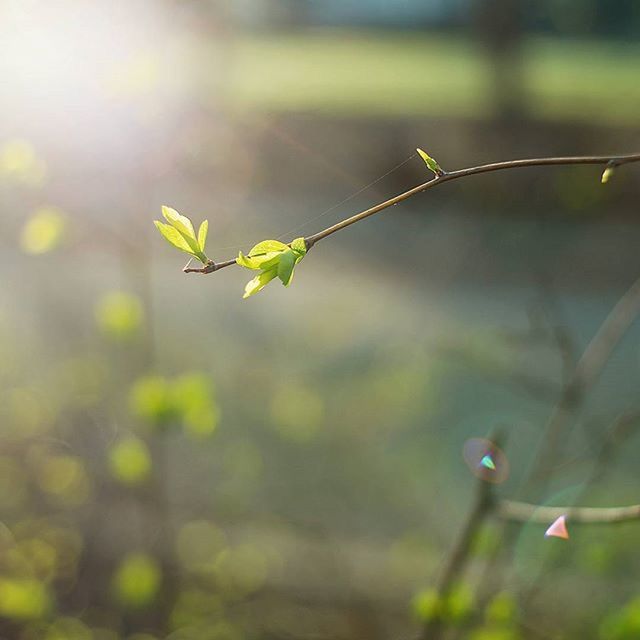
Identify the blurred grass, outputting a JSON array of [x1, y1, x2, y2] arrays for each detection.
[[227, 31, 640, 125]]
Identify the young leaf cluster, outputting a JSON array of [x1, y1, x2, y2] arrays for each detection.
[[237, 237, 307, 298], [154, 206, 209, 265]]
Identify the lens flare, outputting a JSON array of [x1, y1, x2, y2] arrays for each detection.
[[480, 454, 496, 470], [545, 515, 569, 540], [463, 438, 509, 484]]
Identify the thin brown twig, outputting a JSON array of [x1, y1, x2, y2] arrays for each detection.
[[184, 152, 640, 275]]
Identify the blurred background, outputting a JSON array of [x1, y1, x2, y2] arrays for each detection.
[[1, 1, 640, 638]]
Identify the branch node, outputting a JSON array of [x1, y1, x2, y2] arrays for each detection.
[[184, 260, 217, 274]]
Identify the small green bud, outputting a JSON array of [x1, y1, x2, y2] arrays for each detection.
[[417, 148, 444, 177]]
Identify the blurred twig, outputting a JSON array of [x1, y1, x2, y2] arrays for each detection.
[[498, 500, 640, 524], [526, 274, 640, 493], [420, 431, 504, 640], [432, 277, 640, 635], [585, 409, 640, 486]]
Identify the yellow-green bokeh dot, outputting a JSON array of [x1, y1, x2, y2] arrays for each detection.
[[112, 553, 161, 608], [95, 291, 144, 339], [33, 452, 91, 507], [21, 207, 66, 255], [0, 578, 51, 620], [108, 436, 152, 486]]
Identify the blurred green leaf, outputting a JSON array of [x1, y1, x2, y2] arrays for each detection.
[[0, 578, 51, 620], [0, 139, 47, 185], [445, 583, 474, 624], [20, 207, 66, 255], [130, 376, 177, 427], [108, 436, 151, 486], [600, 596, 640, 640], [412, 588, 441, 622], [112, 553, 161, 608], [472, 524, 501, 558], [130, 373, 219, 438], [34, 453, 91, 507], [172, 373, 219, 439], [485, 592, 517, 625], [95, 291, 143, 340]]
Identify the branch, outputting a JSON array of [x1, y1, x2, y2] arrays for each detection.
[[189, 152, 640, 275], [420, 430, 504, 640], [498, 500, 640, 524], [526, 273, 640, 487]]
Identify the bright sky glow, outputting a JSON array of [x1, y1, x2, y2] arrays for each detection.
[[0, 0, 175, 153]]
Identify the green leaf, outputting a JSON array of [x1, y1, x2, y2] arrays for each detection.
[[197, 220, 208, 251], [243, 268, 278, 298], [248, 239, 289, 256], [237, 250, 283, 271], [291, 237, 307, 256], [154, 221, 197, 256], [154, 221, 208, 264], [161, 205, 203, 257], [417, 148, 443, 176], [277, 249, 296, 286], [162, 206, 196, 240]]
